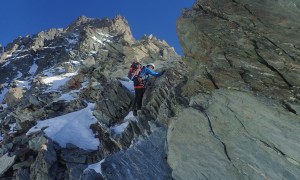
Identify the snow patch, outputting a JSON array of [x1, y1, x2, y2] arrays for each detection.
[[16, 71, 22, 79], [71, 60, 81, 66], [41, 71, 78, 91], [110, 111, 137, 135], [29, 63, 38, 75], [91, 32, 112, 46], [0, 88, 9, 103], [16, 80, 31, 90], [57, 92, 76, 102], [92, 36, 105, 46], [67, 38, 77, 45], [84, 159, 105, 174], [81, 81, 89, 89], [26, 103, 99, 150], [97, 32, 113, 39], [16, 54, 30, 59], [29, 60, 38, 76], [9, 123, 16, 134], [124, 111, 138, 122], [5, 54, 30, 62], [119, 77, 134, 93], [66, 33, 79, 45], [43, 46, 63, 49], [111, 121, 129, 134]]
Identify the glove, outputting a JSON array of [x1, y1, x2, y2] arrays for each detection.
[[159, 70, 166, 76]]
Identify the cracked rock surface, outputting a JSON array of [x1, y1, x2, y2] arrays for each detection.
[[172, 0, 300, 179]]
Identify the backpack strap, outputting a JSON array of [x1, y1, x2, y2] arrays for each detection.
[[128, 63, 142, 80], [132, 66, 141, 79], [138, 66, 146, 78]]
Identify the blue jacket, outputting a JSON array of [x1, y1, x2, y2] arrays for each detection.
[[143, 66, 160, 76], [140, 66, 160, 80]]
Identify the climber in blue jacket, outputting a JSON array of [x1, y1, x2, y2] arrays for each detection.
[[132, 63, 165, 116]]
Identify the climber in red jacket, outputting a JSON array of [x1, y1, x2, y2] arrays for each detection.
[[132, 63, 164, 116]]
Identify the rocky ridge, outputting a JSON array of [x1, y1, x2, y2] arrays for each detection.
[[0, 15, 179, 179]]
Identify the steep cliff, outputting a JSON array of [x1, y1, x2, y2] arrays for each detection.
[[172, 0, 300, 179]]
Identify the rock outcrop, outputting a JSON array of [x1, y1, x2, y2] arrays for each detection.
[[171, 0, 300, 179]]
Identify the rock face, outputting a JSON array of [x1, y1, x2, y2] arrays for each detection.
[[172, 0, 300, 179], [101, 124, 172, 180], [0, 153, 16, 176], [1, 0, 300, 179], [177, 0, 300, 100], [3, 87, 25, 107]]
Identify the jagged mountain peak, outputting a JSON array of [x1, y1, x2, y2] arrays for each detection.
[[0, 14, 179, 109], [0, 13, 180, 135], [64, 15, 134, 44], [2, 15, 135, 56]]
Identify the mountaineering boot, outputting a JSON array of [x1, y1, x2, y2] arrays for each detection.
[[133, 110, 137, 116], [137, 110, 142, 117]]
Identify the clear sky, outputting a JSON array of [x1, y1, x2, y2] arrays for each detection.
[[0, 0, 195, 55]]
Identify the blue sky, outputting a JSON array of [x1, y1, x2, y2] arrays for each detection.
[[0, 0, 195, 55]]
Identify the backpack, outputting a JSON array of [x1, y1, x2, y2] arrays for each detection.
[[128, 61, 142, 80], [133, 66, 150, 88]]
